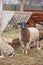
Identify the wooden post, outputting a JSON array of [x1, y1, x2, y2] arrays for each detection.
[[0, 0, 2, 32], [27, 18, 35, 27], [20, 0, 24, 11]]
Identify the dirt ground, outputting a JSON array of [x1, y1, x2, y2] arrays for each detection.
[[0, 47, 43, 65], [0, 40, 43, 65], [0, 30, 43, 65]]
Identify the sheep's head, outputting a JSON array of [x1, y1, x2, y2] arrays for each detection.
[[17, 22, 29, 30]]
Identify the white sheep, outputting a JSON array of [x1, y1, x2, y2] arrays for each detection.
[[0, 36, 15, 58], [17, 22, 41, 55]]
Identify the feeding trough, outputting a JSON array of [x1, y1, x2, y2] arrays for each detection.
[[0, 10, 32, 34]]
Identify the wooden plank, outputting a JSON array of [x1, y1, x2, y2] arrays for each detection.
[[39, 31, 43, 35], [24, 10, 43, 34]]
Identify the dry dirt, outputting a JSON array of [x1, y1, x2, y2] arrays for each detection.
[[0, 30, 43, 65], [0, 40, 43, 65]]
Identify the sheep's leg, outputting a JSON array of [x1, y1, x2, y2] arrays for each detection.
[[22, 44, 25, 54], [25, 44, 30, 55], [20, 41, 25, 54], [0, 55, 5, 58], [0, 51, 5, 58], [32, 41, 37, 48], [37, 40, 41, 49], [25, 40, 31, 55], [21, 48, 25, 54]]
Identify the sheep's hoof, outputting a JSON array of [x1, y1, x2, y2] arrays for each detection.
[[37, 47, 41, 50], [25, 50, 28, 55], [0, 55, 5, 58], [25, 52, 27, 55]]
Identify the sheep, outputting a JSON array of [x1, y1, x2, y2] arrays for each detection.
[[0, 36, 15, 58], [17, 22, 41, 55]]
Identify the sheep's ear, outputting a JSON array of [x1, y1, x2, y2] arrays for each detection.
[[26, 22, 29, 24], [17, 23, 21, 25]]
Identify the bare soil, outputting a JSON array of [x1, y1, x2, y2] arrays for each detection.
[[0, 40, 43, 65], [0, 30, 43, 65]]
